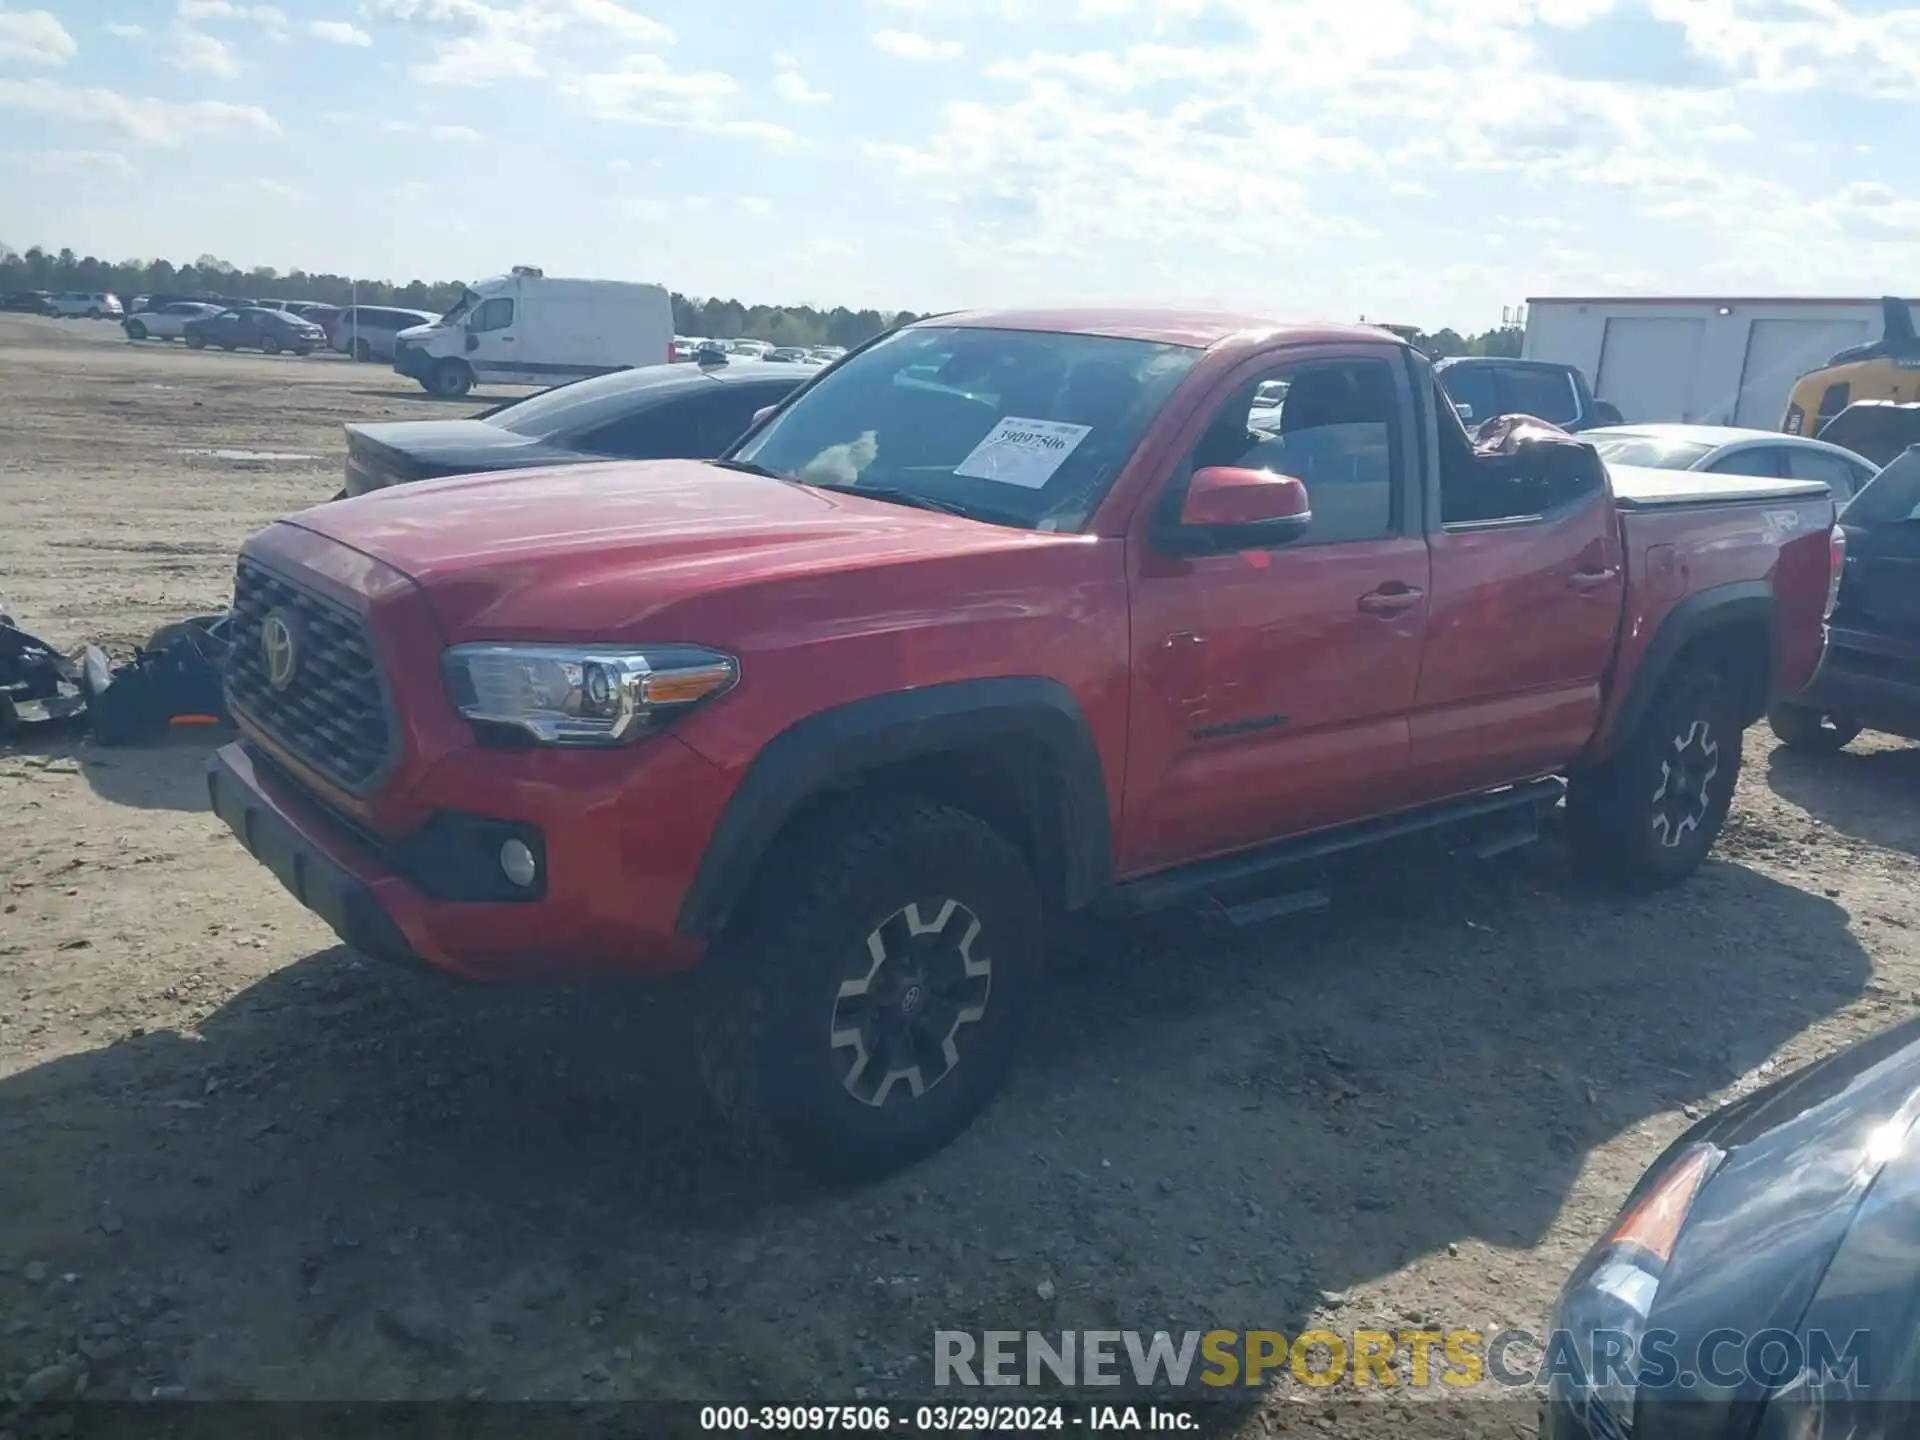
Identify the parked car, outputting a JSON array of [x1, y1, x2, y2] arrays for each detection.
[[124, 301, 224, 342], [1, 291, 55, 315], [1543, 1016, 1920, 1440], [1769, 443, 1920, 751], [1434, 355, 1620, 432], [339, 360, 812, 497], [1585, 423, 1878, 502], [328, 306, 439, 363], [391, 272, 675, 399], [767, 347, 813, 364], [285, 301, 342, 328], [207, 308, 1836, 1179], [50, 291, 123, 320], [183, 307, 328, 355]]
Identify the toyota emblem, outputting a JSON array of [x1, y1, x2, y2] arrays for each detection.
[[260, 609, 301, 692]]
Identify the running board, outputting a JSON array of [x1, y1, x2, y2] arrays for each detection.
[[1096, 777, 1566, 921]]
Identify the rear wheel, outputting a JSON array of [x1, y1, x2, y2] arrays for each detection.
[[695, 798, 1043, 1180], [262, 335, 282, 355], [427, 359, 474, 399], [1567, 664, 1742, 890], [352, 339, 374, 363], [1767, 702, 1861, 753]]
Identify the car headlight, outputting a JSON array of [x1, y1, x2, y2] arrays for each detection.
[[1552, 1142, 1723, 1437], [442, 643, 738, 746]]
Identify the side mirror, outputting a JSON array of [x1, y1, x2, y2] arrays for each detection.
[[750, 404, 777, 427], [465, 331, 480, 352], [1162, 467, 1311, 555]]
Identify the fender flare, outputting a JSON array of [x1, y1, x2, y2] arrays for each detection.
[[1597, 580, 1776, 759], [675, 677, 1113, 938]]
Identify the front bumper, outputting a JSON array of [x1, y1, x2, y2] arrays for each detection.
[[391, 345, 427, 378], [1794, 625, 1920, 740]]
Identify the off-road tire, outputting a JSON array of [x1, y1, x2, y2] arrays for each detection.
[[695, 798, 1043, 1181], [1767, 702, 1861, 753], [126, 320, 148, 341], [1567, 664, 1742, 890]]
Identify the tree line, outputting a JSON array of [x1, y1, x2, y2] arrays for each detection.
[[0, 243, 1521, 356]]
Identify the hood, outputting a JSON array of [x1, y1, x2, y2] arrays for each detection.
[[395, 323, 439, 342], [283, 459, 1068, 638], [1642, 1019, 1920, 1389], [347, 419, 575, 471]]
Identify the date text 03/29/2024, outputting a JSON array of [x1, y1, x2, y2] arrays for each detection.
[[698, 1404, 1199, 1432]]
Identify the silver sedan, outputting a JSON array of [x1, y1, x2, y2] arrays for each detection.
[[1584, 423, 1877, 500]]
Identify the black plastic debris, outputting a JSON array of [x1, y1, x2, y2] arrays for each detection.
[[0, 606, 90, 737], [88, 613, 233, 747]]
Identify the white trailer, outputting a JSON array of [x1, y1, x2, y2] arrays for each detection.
[[1522, 296, 1889, 430]]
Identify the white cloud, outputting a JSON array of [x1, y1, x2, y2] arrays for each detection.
[[735, 196, 772, 215], [568, 52, 735, 123], [167, 22, 241, 76], [570, 0, 672, 45], [606, 156, 630, 169], [5, 147, 134, 176], [870, 28, 962, 60], [176, 0, 285, 30], [0, 8, 77, 65], [714, 118, 797, 147], [432, 121, 481, 139], [103, 19, 145, 37], [0, 76, 278, 145], [415, 31, 543, 83], [307, 18, 372, 44], [772, 61, 829, 104]]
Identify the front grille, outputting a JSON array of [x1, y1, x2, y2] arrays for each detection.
[[227, 560, 394, 794]]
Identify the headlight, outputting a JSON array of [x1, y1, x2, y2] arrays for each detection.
[[1552, 1142, 1723, 1437], [442, 643, 737, 746]]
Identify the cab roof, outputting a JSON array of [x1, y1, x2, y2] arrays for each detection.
[[928, 308, 1407, 351]]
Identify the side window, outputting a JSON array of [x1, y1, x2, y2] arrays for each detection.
[[579, 392, 729, 459], [1184, 357, 1398, 545], [1438, 365, 1496, 425], [1707, 448, 1785, 478], [1815, 382, 1850, 433], [1786, 447, 1862, 500], [470, 297, 514, 333], [705, 387, 787, 452], [1496, 367, 1580, 426]]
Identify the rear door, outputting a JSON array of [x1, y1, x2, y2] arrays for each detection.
[[1785, 446, 1871, 503], [1409, 374, 1624, 799], [1841, 458, 1920, 634]]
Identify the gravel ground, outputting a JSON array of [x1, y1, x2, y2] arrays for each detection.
[[2, 312, 1919, 1437]]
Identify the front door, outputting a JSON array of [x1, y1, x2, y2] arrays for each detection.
[[465, 293, 521, 384], [1120, 350, 1431, 873]]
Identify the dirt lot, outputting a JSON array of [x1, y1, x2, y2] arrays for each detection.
[[3, 311, 1920, 1434]]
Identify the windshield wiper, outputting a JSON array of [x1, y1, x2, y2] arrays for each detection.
[[805, 482, 978, 518], [709, 458, 790, 480]]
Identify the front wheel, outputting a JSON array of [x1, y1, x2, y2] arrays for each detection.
[[87, 308, 102, 320], [126, 321, 148, 341], [262, 335, 282, 355], [185, 332, 206, 349], [696, 798, 1043, 1180], [352, 339, 373, 363], [427, 360, 474, 399], [1567, 664, 1742, 890], [1767, 702, 1861, 753]]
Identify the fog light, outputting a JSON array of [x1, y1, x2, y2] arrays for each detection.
[[499, 838, 538, 888]]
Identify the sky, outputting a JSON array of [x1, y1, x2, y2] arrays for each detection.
[[0, 0, 1917, 329]]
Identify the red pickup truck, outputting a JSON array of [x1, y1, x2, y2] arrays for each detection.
[[207, 309, 1839, 1178]]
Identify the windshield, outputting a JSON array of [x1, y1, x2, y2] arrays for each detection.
[[729, 325, 1200, 531], [1589, 434, 1716, 470], [1843, 448, 1920, 524], [486, 368, 688, 439], [440, 288, 479, 325]]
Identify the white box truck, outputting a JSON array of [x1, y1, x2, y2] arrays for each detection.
[[392, 267, 674, 398]]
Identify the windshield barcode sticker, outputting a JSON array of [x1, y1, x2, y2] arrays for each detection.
[[953, 417, 1092, 489]]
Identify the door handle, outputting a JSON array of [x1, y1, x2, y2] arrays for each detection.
[[1568, 566, 1619, 593], [1357, 584, 1425, 616]]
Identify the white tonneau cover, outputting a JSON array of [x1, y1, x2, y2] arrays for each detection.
[[1606, 462, 1832, 511]]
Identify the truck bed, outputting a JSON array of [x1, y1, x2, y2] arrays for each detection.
[[1607, 462, 1831, 510]]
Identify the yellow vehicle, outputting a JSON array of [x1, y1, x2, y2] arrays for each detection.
[[1783, 296, 1920, 437]]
